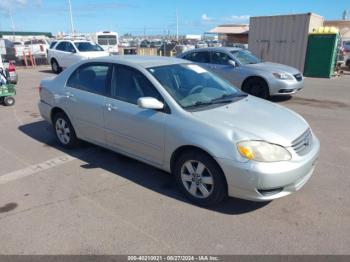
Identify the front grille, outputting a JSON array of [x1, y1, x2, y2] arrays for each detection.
[[292, 129, 313, 155], [294, 73, 303, 82]]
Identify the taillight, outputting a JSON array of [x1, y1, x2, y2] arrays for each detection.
[[38, 85, 42, 93], [8, 63, 15, 72]]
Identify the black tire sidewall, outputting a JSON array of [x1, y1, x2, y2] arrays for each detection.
[[244, 78, 269, 99], [53, 113, 78, 148], [174, 151, 227, 206], [51, 59, 60, 74]]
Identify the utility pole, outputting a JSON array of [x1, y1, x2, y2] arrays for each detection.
[[8, 8, 16, 40], [68, 0, 75, 35], [176, 9, 179, 41]]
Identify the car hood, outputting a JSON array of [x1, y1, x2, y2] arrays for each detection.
[[244, 62, 301, 75], [192, 96, 309, 146], [79, 51, 109, 58]]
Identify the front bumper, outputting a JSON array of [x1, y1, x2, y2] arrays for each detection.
[[268, 77, 304, 96], [216, 135, 320, 202]]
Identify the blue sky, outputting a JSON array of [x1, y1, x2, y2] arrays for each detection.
[[0, 0, 349, 35]]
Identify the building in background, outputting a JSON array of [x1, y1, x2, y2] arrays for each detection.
[[324, 20, 350, 41], [0, 31, 53, 42], [206, 24, 249, 45], [248, 13, 323, 73]]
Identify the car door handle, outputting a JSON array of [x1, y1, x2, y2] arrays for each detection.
[[106, 103, 118, 111]]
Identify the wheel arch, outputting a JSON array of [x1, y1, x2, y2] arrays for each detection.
[[241, 75, 269, 92], [170, 145, 229, 194], [50, 107, 71, 125]]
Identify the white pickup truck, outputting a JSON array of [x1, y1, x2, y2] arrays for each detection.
[[14, 39, 50, 61], [47, 40, 109, 73]]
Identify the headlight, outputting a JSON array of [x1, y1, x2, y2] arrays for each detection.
[[237, 141, 291, 162], [272, 72, 294, 80]]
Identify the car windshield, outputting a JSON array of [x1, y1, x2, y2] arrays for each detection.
[[74, 42, 104, 52], [230, 50, 261, 65], [148, 64, 246, 109]]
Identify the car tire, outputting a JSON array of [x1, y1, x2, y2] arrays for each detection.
[[51, 59, 61, 74], [174, 151, 227, 206], [242, 78, 270, 99], [3, 96, 15, 106], [53, 112, 79, 148]]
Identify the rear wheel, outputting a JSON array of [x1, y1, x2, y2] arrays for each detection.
[[53, 112, 79, 148], [242, 78, 270, 99], [4, 96, 15, 106], [51, 59, 61, 74], [174, 151, 227, 206]]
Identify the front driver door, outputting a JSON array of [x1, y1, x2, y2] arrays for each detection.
[[104, 65, 166, 166], [209, 51, 241, 87]]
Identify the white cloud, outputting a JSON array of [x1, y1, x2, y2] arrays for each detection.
[[0, 0, 27, 10], [201, 13, 213, 22], [224, 15, 250, 23]]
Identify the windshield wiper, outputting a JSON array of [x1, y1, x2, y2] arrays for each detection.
[[211, 93, 247, 102], [184, 93, 248, 109]]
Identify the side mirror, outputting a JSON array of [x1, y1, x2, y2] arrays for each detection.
[[137, 97, 164, 110], [228, 60, 237, 67]]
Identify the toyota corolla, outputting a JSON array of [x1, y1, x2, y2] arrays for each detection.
[[38, 56, 320, 206]]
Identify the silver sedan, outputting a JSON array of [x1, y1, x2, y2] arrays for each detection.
[[178, 47, 304, 99], [38, 56, 319, 206]]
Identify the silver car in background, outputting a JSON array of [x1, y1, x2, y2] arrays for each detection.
[[38, 56, 319, 206], [178, 47, 304, 99]]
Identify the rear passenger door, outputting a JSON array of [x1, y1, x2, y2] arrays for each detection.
[[183, 51, 211, 71], [104, 65, 166, 166], [65, 62, 112, 145]]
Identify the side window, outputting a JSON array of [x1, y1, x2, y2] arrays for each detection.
[[185, 52, 210, 63], [113, 66, 161, 105], [211, 52, 230, 65], [67, 63, 111, 96], [55, 42, 66, 51], [66, 42, 76, 53]]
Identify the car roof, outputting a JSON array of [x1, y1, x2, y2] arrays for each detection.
[[188, 47, 243, 53], [96, 55, 191, 68]]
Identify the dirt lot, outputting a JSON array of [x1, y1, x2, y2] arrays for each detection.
[[0, 66, 349, 255]]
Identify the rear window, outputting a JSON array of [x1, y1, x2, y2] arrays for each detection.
[[97, 35, 117, 46], [49, 41, 57, 49]]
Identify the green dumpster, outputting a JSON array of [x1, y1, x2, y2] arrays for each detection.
[[304, 31, 339, 78]]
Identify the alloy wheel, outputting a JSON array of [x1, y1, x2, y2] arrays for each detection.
[[55, 118, 71, 145], [180, 160, 214, 199]]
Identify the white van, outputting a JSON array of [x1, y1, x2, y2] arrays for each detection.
[[91, 31, 119, 55]]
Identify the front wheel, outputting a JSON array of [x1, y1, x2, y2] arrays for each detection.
[[53, 113, 79, 148], [242, 78, 270, 99], [174, 151, 227, 206], [4, 96, 15, 106]]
